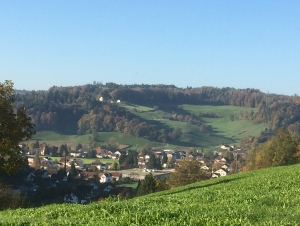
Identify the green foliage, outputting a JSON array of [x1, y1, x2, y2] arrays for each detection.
[[76, 143, 83, 151], [168, 160, 207, 188], [57, 143, 68, 156], [146, 153, 156, 169], [249, 128, 299, 169], [136, 173, 156, 196], [0, 80, 35, 176]]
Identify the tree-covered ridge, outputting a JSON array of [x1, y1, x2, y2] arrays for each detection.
[[13, 83, 300, 139]]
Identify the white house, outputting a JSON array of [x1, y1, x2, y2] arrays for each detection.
[[214, 169, 227, 177], [201, 166, 210, 171], [99, 173, 113, 183], [64, 192, 87, 204]]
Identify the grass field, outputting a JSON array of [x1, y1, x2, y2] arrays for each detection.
[[2, 164, 300, 225], [33, 104, 268, 151], [45, 156, 117, 164], [33, 131, 165, 150], [122, 103, 268, 149]]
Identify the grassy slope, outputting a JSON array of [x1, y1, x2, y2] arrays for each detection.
[[2, 164, 300, 225], [123, 103, 267, 149], [34, 104, 267, 150], [34, 131, 164, 150]]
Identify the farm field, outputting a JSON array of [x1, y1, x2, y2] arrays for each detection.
[[122, 103, 268, 149], [33, 131, 164, 150], [33, 104, 267, 151], [2, 164, 300, 225], [44, 156, 117, 164]]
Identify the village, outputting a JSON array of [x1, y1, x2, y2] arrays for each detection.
[[10, 142, 246, 205]]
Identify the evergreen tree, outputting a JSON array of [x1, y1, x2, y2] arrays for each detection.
[[76, 143, 83, 151], [162, 152, 168, 165], [34, 139, 40, 149], [58, 144, 68, 156], [156, 156, 162, 170], [146, 153, 156, 169]]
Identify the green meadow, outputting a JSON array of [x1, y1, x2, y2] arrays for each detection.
[[33, 104, 267, 150], [2, 164, 300, 225]]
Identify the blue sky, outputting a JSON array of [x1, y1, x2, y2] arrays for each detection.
[[0, 1, 299, 95]]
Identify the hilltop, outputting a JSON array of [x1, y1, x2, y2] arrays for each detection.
[[1, 164, 300, 225]]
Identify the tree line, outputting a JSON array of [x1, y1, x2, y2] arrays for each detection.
[[13, 82, 300, 140]]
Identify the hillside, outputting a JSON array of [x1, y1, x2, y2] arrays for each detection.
[[2, 164, 300, 225], [15, 83, 300, 149], [33, 103, 267, 150]]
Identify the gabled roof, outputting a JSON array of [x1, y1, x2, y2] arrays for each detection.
[[110, 172, 122, 177]]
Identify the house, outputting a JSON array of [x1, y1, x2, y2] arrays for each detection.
[[64, 185, 94, 204], [114, 151, 121, 156], [91, 159, 102, 170], [104, 163, 111, 170], [110, 154, 118, 160], [26, 169, 50, 182], [211, 174, 219, 178], [87, 181, 99, 191], [99, 173, 113, 183], [214, 169, 227, 177], [82, 171, 96, 179], [110, 172, 122, 181], [70, 150, 82, 157], [201, 166, 210, 171], [64, 192, 87, 204], [221, 165, 229, 170], [103, 185, 114, 192]]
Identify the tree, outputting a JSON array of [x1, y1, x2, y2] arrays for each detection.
[[68, 161, 78, 179], [156, 156, 162, 170], [136, 173, 156, 196], [146, 153, 156, 169], [0, 80, 35, 176], [33, 151, 41, 169], [76, 143, 83, 151], [168, 160, 206, 188], [250, 128, 299, 169], [111, 162, 119, 170], [57, 144, 68, 156], [162, 152, 168, 165]]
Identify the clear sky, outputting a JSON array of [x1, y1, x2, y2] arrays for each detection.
[[0, 1, 299, 95]]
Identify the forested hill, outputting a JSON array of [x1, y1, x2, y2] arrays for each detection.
[[13, 83, 300, 138]]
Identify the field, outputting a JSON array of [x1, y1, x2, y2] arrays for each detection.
[[45, 156, 117, 165], [33, 104, 267, 151], [33, 131, 164, 150], [1, 164, 300, 225]]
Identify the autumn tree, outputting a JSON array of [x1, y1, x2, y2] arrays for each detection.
[[168, 160, 206, 188], [250, 128, 299, 169], [0, 80, 35, 177]]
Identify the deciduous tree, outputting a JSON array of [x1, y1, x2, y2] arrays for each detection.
[[168, 160, 206, 188], [0, 80, 35, 176]]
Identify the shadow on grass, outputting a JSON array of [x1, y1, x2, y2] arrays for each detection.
[[160, 177, 245, 196]]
